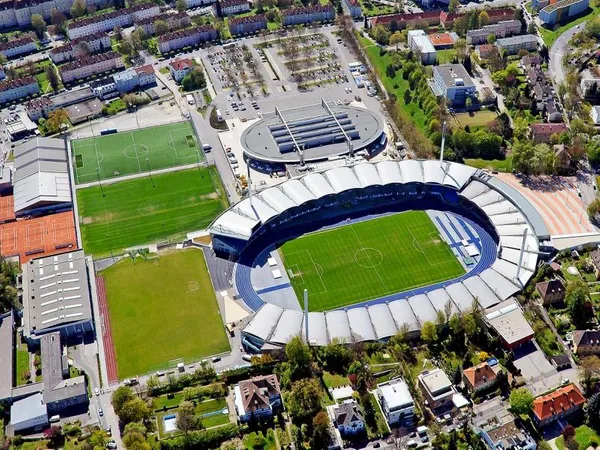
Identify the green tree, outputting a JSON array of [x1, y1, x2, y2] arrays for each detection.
[[370, 25, 390, 45], [50, 8, 67, 28], [478, 10, 490, 26], [0, 259, 19, 313], [119, 398, 151, 425], [588, 393, 600, 429], [486, 33, 496, 44], [89, 429, 109, 450], [153, 19, 169, 35], [45, 109, 69, 134], [286, 378, 322, 423], [389, 31, 403, 49], [286, 336, 312, 380], [70, 0, 87, 18], [317, 339, 353, 374], [420, 321, 437, 344], [579, 356, 600, 396], [509, 388, 534, 415], [31, 14, 47, 39], [176, 0, 186, 11], [111, 386, 135, 417], [448, 0, 460, 13], [44, 65, 59, 91], [566, 278, 592, 327], [312, 411, 331, 449], [123, 422, 147, 437], [122, 431, 151, 450], [182, 68, 207, 91], [176, 400, 202, 434]]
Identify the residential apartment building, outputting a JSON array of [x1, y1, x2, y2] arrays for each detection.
[[538, 0, 588, 24], [376, 379, 415, 425], [572, 330, 600, 356], [408, 29, 437, 65], [229, 15, 267, 35], [90, 76, 118, 99], [67, 3, 160, 39], [535, 278, 565, 305], [431, 63, 476, 106], [59, 51, 124, 83], [440, 7, 515, 27], [369, 10, 441, 29], [233, 374, 282, 422], [169, 58, 193, 83], [157, 25, 217, 54], [25, 96, 56, 122], [496, 34, 538, 55], [418, 368, 456, 410], [332, 401, 365, 436], [184, 0, 215, 7], [463, 362, 497, 394], [530, 123, 568, 143], [49, 32, 111, 64], [0, 66, 5, 80], [0, 0, 109, 29], [341, 0, 361, 18], [532, 384, 585, 427], [0, 36, 36, 60], [466, 19, 522, 45], [113, 64, 155, 93], [428, 32, 457, 49], [135, 11, 190, 36], [213, 0, 249, 17], [0, 76, 39, 104], [281, 5, 334, 26]]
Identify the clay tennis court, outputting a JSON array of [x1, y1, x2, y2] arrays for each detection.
[[0, 195, 15, 223], [496, 173, 595, 236], [0, 211, 78, 263]]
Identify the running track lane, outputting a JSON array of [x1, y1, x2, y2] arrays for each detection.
[[96, 276, 118, 384]]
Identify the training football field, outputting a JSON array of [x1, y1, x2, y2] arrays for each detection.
[[102, 249, 230, 378], [76, 167, 227, 258], [280, 211, 465, 312], [71, 122, 204, 184]]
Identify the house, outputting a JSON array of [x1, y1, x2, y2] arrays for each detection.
[[463, 362, 497, 394], [428, 32, 457, 49], [213, 0, 249, 17], [539, 0, 588, 25], [408, 29, 437, 65], [431, 64, 476, 106], [0, 76, 39, 104], [530, 123, 568, 143], [376, 379, 415, 425], [59, 51, 124, 84], [157, 25, 217, 54], [67, 3, 160, 39], [169, 58, 194, 83], [229, 15, 267, 35], [496, 34, 538, 55], [551, 354, 571, 371], [281, 5, 334, 26], [90, 76, 118, 100], [474, 398, 537, 450], [466, 20, 522, 45], [532, 384, 585, 427], [476, 44, 496, 59], [418, 368, 456, 410], [332, 400, 365, 435], [341, 0, 361, 18], [592, 105, 600, 124], [536, 278, 565, 305], [0, 36, 36, 59], [233, 374, 282, 422], [25, 96, 56, 122], [572, 330, 600, 356], [369, 10, 441, 29]]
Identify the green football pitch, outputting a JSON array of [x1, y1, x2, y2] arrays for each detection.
[[280, 211, 465, 312], [103, 249, 230, 378], [76, 167, 228, 257], [71, 122, 204, 184]]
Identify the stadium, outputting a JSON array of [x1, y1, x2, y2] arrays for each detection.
[[208, 160, 551, 352], [240, 101, 385, 165]]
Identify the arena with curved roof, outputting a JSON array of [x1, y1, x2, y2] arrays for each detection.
[[208, 160, 549, 350], [240, 101, 385, 164]]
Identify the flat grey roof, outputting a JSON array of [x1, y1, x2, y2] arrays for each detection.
[[241, 103, 385, 164], [10, 392, 47, 426], [65, 99, 103, 123], [50, 87, 94, 107], [433, 64, 475, 88], [42, 332, 87, 404], [23, 250, 92, 336], [496, 34, 538, 46], [0, 311, 13, 401]]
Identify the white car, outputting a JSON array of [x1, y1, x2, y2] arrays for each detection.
[[94, 387, 100, 396]]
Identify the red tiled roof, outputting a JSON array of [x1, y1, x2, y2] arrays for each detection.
[[134, 64, 154, 75], [60, 51, 121, 73], [532, 384, 585, 422], [428, 32, 455, 46], [463, 362, 496, 389], [229, 14, 266, 25], [169, 58, 193, 71], [220, 0, 247, 7], [69, 3, 157, 30], [0, 76, 36, 92], [530, 123, 568, 135], [0, 36, 34, 52], [370, 10, 440, 25], [282, 4, 334, 15], [239, 375, 280, 413], [158, 25, 215, 43]]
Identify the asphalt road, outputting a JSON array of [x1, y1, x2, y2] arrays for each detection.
[[549, 23, 583, 86]]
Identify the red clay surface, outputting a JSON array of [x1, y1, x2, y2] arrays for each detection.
[[0, 195, 15, 223], [497, 173, 595, 236], [97, 275, 119, 384], [0, 211, 78, 263]]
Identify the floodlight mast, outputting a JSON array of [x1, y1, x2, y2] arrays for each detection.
[[439, 121, 447, 165], [515, 227, 528, 285], [304, 289, 309, 343], [275, 105, 304, 164], [321, 98, 353, 157]]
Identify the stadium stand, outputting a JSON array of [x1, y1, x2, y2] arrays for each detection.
[[208, 161, 543, 350]]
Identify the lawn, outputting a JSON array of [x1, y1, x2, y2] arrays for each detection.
[[464, 156, 513, 173], [538, 5, 600, 47], [555, 425, 600, 450], [105, 98, 126, 115], [71, 122, 204, 184], [437, 49, 457, 64], [76, 167, 227, 257], [323, 371, 351, 389], [103, 249, 230, 378], [15, 342, 29, 386], [454, 110, 498, 129], [280, 211, 465, 311], [357, 33, 429, 132]]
